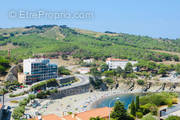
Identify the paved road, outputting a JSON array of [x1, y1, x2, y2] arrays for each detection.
[[160, 104, 180, 119], [3, 74, 90, 104], [58, 74, 90, 91]]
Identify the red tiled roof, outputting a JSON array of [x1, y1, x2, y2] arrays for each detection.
[[61, 107, 112, 120], [61, 115, 76, 120], [106, 58, 128, 61], [29, 107, 112, 120], [29, 114, 61, 120], [76, 107, 112, 120]]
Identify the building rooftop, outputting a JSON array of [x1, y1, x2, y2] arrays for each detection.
[[23, 58, 50, 63], [29, 114, 61, 120], [74, 107, 112, 120], [106, 58, 129, 61], [29, 107, 112, 120]]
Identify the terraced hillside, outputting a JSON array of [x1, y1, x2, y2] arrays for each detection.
[[0, 25, 180, 63]]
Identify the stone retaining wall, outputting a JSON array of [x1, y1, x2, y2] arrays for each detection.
[[50, 83, 90, 99]]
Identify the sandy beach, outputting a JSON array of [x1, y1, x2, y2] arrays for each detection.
[[25, 85, 180, 118]]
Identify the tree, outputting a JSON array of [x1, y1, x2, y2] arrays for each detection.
[[136, 96, 140, 111], [0, 57, 10, 75], [89, 76, 103, 89], [122, 72, 127, 79], [173, 55, 179, 61], [137, 80, 144, 86], [58, 66, 71, 75], [111, 101, 134, 120], [158, 64, 168, 77], [100, 63, 109, 72], [103, 70, 115, 77], [147, 62, 157, 71], [104, 77, 114, 84], [0, 88, 8, 105], [116, 66, 123, 75], [125, 62, 133, 74], [90, 67, 101, 77], [19, 98, 29, 106], [36, 91, 47, 99], [10, 33, 15, 37], [0, 35, 4, 41], [127, 73, 137, 79], [130, 100, 136, 116]]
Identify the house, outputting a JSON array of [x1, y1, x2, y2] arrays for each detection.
[[29, 107, 112, 120], [106, 58, 137, 70], [28, 114, 61, 120], [78, 67, 90, 74], [21, 58, 58, 85], [61, 107, 112, 120], [83, 59, 94, 64]]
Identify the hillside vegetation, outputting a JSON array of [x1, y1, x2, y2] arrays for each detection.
[[0, 56, 10, 75], [0, 25, 180, 63]]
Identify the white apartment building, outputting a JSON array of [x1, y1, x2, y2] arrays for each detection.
[[106, 58, 137, 70], [22, 58, 58, 84]]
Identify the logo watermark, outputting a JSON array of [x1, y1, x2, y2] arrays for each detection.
[[8, 10, 94, 20]]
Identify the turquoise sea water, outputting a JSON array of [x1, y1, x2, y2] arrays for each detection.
[[92, 94, 139, 109]]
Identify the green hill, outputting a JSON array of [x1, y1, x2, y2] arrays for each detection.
[[0, 25, 180, 63]]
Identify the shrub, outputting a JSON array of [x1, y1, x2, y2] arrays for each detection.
[[10, 100, 19, 103], [104, 77, 114, 84], [12, 106, 25, 120], [140, 103, 158, 115], [58, 66, 71, 75], [4, 80, 21, 89], [19, 98, 29, 107], [28, 94, 36, 100], [136, 112, 143, 118], [46, 90, 51, 95], [9, 91, 27, 97], [103, 70, 114, 77], [50, 88, 58, 94], [36, 91, 47, 99], [141, 113, 156, 120], [68, 112, 72, 115], [9, 94, 16, 97], [137, 80, 144, 85], [168, 102, 173, 108], [140, 92, 178, 107], [31, 79, 58, 91], [165, 116, 180, 120]]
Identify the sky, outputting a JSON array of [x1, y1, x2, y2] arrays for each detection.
[[1, 0, 180, 39]]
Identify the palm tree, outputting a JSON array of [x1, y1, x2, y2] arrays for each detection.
[[0, 88, 7, 105]]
